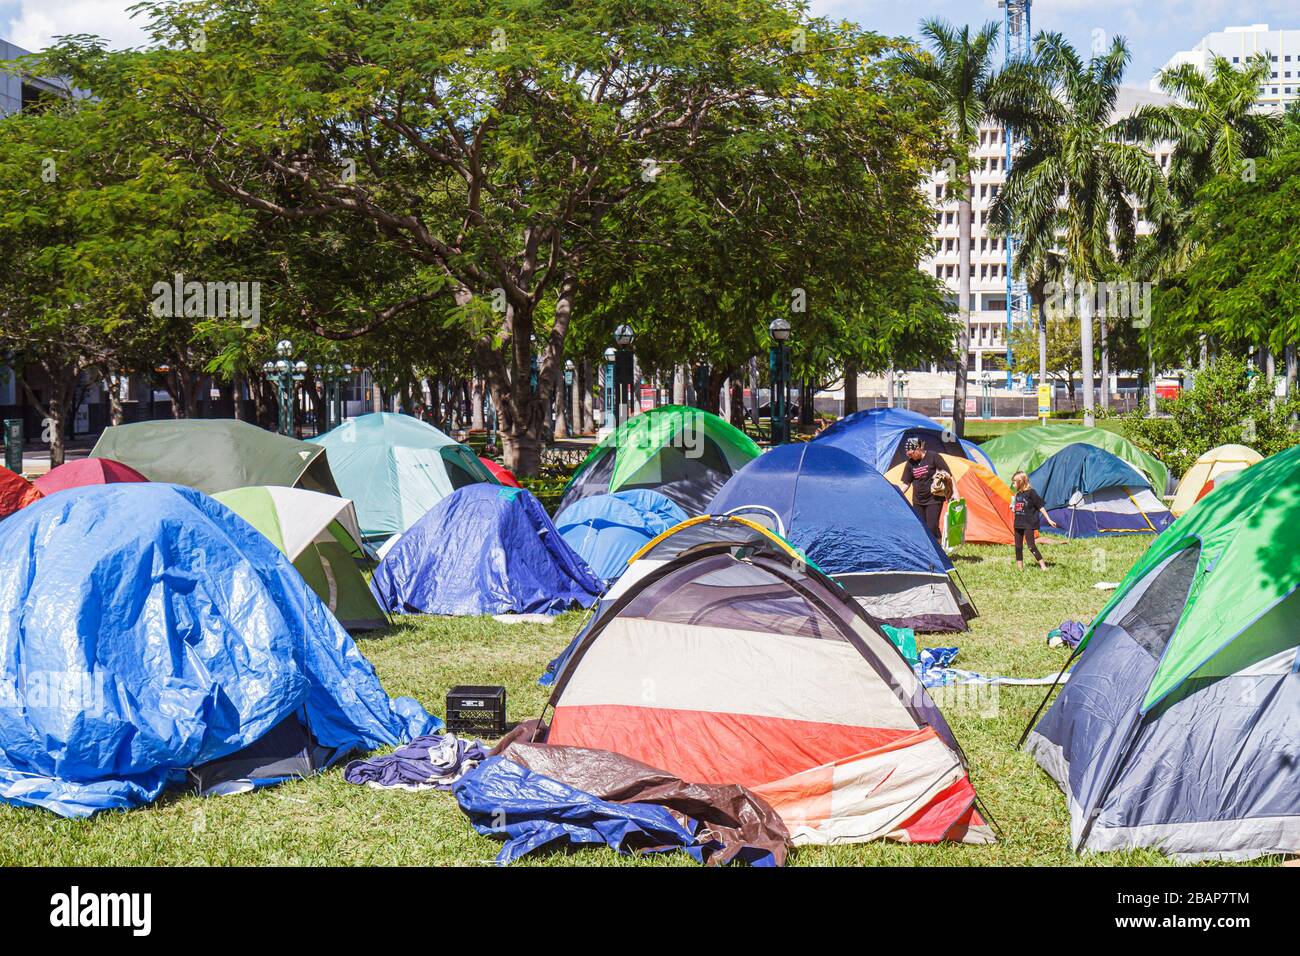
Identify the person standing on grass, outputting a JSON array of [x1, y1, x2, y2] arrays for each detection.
[[1010, 470, 1057, 570], [900, 437, 943, 542]]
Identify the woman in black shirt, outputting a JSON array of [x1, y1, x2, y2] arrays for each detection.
[[1010, 470, 1058, 569], [900, 437, 944, 542]]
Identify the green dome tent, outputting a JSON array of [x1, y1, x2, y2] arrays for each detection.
[[91, 419, 340, 496], [559, 406, 760, 515], [310, 413, 497, 544], [978, 423, 1169, 495], [214, 486, 387, 631], [1026, 443, 1300, 859]]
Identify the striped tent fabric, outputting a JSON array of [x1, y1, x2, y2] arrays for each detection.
[[544, 542, 993, 847]]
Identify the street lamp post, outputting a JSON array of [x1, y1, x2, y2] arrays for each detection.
[[261, 339, 307, 436], [895, 372, 909, 411], [768, 317, 792, 444], [602, 347, 617, 432], [980, 371, 993, 421], [563, 360, 575, 437], [613, 324, 636, 425]]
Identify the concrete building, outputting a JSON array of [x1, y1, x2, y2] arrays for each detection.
[[1152, 24, 1300, 114], [1, 38, 64, 115], [917, 86, 1175, 384]]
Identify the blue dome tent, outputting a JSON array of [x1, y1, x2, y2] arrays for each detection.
[[814, 407, 971, 474], [1029, 443, 1173, 538], [709, 443, 973, 632], [553, 489, 687, 585], [371, 485, 604, 616], [0, 484, 435, 818]]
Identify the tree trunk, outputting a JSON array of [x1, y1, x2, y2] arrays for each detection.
[[799, 379, 815, 427], [693, 368, 723, 415], [1037, 303, 1048, 402], [570, 364, 582, 436], [1099, 317, 1110, 412], [952, 185, 972, 438], [1080, 286, 1096, 428], [21, 363, 74, 468], [104, 363, 124, 427], [470, 378, 486, 430], [673, 365, 688, 405], [479, 271, 579, 477], [886, 365, 895, 408], [231, 372, 245, 422], [580, 361, 594, 433], [305, 370, 326, 435], [1147, 333, 1157, 417], [728, 378, 745, 428], [748, 357, 760, 425], [553, 365, 570, 440], [842, 359, 859, 415], [1287, 346, 1297, 396]]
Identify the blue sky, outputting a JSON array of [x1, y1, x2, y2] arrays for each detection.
[[2, 1, 1297, 87]]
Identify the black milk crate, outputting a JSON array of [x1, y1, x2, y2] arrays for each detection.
[[446, 685, 507, 738]]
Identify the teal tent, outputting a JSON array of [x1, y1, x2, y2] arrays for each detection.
[[310, 413, 497, 544]]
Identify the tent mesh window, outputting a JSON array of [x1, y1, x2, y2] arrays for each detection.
[[1115, 545, 1201, 659], [620, 555, 845, 641], [444, 452, 485, 490]]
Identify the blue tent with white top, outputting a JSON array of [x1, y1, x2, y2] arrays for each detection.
[[0, 483, 436, 818], [553, 489, 687, 585], [371, 484, 604, 616], [1029, 443, 1173, 538], [708, 442, 973, 631]]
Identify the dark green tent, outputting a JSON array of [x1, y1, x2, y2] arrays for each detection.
[[91, 420, 340, 496]]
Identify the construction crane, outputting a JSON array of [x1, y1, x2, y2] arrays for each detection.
[[1000, 0, 1033, 390]]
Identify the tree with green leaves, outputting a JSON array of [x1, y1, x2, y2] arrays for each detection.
[[1121, 355, 1300, 477], [1119, 53, 1283, 282], [989, 32, 1168, 427], [0, 91, 250, 462], [899, 18, 1004, 439], [45, 0, 930, 475], [581, 22, 958, 415], [1151, 142, 1300, 378]]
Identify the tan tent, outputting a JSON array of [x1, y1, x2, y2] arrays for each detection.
[[1170, 444, 1262, 516]]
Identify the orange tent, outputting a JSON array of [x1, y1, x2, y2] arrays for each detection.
[[0, 466, 42, 520], [886, 455, 1014, 545]]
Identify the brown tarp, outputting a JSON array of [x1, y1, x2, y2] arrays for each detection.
[[500, 739, 789, 866]]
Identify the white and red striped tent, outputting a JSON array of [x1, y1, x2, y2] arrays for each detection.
[[543, 540, 994, 847]]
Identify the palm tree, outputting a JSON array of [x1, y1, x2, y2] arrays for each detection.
[[1121, 54, 1284, 385], [988, 33, 1168, 427], [899, 19, 1003, 439]]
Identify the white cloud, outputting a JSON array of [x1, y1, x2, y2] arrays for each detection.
[[4, 0, 149, 52]]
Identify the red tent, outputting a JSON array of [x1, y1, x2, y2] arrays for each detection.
[[0, 466, 42, 519], [479, 457, 521, 488], [34, 457, 149, 496]]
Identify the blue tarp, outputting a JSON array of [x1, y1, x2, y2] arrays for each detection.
[[453, 756, 713, 865], [709, 442, 953, 576], [371, 484, 604, 616], [1028, 443, 1150, 509], [815, 407, 962, 473], [553, 489, 686, 584], [0, 483, 436, 818]]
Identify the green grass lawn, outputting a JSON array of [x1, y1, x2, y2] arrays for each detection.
[[0, 535, 1279, 867], [960, 418, 1129, 442]]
